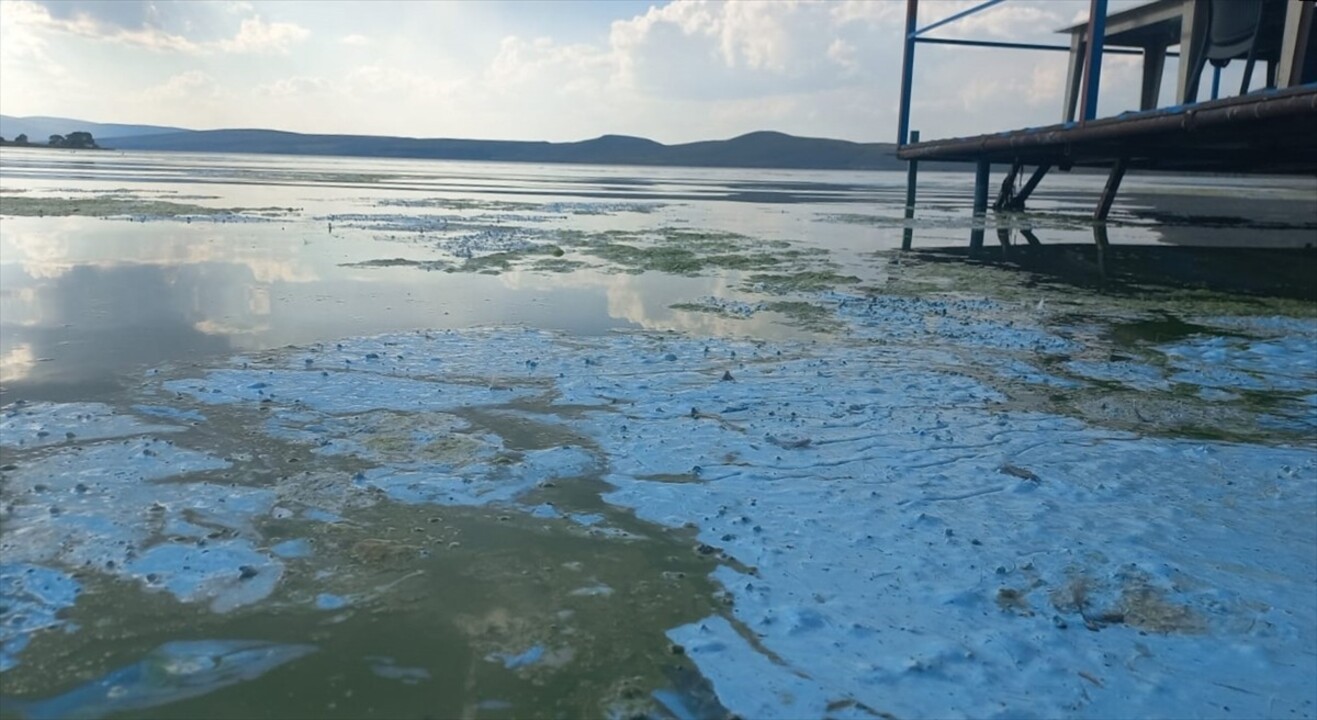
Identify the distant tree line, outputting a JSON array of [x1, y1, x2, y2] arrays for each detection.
[[0, 131, 98, 148]]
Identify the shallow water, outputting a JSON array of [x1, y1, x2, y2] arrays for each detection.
[[1, 149, 1315, 719]]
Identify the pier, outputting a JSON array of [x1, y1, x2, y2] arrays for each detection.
[[895, 0, 1317, 243]]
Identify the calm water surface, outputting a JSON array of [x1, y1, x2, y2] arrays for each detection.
[[5, 149, 1313, 404], [1, 149, 1314, 719]]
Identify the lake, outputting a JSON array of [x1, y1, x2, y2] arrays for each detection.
[[1, 149, 1315, 719]]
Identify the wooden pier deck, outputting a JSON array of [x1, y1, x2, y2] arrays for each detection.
[[897, 84, 1317, 175]]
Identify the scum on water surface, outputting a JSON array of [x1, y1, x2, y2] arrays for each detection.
[[1, 270, 1314, 718]]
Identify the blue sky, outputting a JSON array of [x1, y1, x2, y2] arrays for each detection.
[[1, 0, 1184, 143]]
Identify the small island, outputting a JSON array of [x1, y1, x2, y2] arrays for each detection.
[[0, 131, 102, 149]]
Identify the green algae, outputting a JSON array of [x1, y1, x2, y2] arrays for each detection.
[[875, 249, 1317, 318], [339, 258, 450, 270], [527, 258, 587, 273], [452, 245, 566, 274], [873, 251, 1315, 444], [336, 224, 831, 280], [1105, 314, 1231, 347], [763, 301, 842, 332], [0, 194, 297, 218], [583, 243, 781, 275], [746, 270, 861, 293], [379, 198, 544, 212], [668, 302, 746, 317]]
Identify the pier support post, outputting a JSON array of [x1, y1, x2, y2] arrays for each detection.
[[1012, 163, 1051, 210], [1094, 158, 1127, 222], [993, 160, 1022, 212], [973, 161, 990, 216], [1140, 44, 1167, 110], [1092, 224, 1110, 285], [902, 130, 920, 251], [971, 160, 989, 251], [1080, 0, 1109, 121]]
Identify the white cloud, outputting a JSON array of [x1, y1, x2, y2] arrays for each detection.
[[214, 15, 309, 55], [345, 65, 458, 101], [16, 0, 202, 52], [486, 36, 615, 96], [4, 1, 307, 55], [827, 38, 857, 72], [256, 75, 330, 98], [143, 70, 220, 101], [0, 0, 1186, 145]]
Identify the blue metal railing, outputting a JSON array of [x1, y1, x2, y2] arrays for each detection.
[[898, 0, 1115, 145], [912, 0, 1007, 38]]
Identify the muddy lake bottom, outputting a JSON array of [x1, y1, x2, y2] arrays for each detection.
[[1, 150, 1315, 719]]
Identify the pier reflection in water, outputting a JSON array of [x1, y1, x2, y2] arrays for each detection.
[[910, 223, 1317, 301]]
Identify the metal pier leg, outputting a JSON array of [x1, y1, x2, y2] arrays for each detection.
[[1063, 34, 1085, 122], [973, 161, 990, 216], [970, 160, 989, 251], [993, 160, 1022, 211], [1140, 44, 1167, 110], [1092, 224, 1110, 285], [902, 130, 920, 251], [1010, 163, 1051, 211], [1094, 158, 1127, 222], [1079, 0, 1109, 121], [1177, 0, 1206, 103]]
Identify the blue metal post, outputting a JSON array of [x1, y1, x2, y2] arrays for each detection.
[[973, 161, 990, 216], [1210, 65, 1221, 100], [897, 0, 918, 146], [971, 160, 989, 250], [902, 130, 920, 251], [1079, 0, 1108, 121]]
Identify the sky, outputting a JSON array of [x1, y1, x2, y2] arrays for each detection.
[[0, 0, 1193, 144]]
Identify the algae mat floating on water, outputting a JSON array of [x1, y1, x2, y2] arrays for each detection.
[[0, 194, 297, 219], [2, 290, 1314, 719]]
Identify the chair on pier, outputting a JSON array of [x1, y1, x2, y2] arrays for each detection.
[[1186, 0, 1287, 101]]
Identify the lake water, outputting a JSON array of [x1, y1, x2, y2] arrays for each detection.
[[1, 149, 1315, 719]]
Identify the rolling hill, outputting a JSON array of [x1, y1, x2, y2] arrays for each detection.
[[0, 115, 194, 142], [2, 115, 916, 170]]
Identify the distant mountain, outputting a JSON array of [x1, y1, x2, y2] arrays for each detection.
[[103, 127, 905, 170], [0, 115, 194, 142]]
